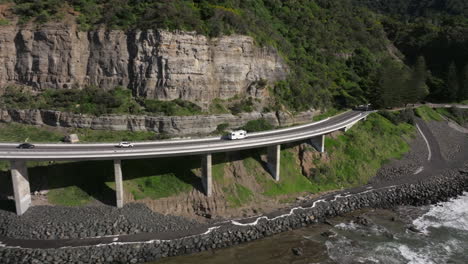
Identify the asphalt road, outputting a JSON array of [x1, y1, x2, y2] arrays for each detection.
[[0, 110, 370, 161]]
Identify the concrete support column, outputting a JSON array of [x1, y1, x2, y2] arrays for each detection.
[[310, 134, 325, 153], [114, 160, 124, 208], [340, 121, 357, 132], [10, 161, 31, 216], [267, 145, 281, 181], [201, 154, 212, 197]]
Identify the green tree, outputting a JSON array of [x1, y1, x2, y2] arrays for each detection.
[[405, 56, 428, 104], [373, 59, 409, 108], [446, 62, 460, 101], [460, 64, 468, 101]]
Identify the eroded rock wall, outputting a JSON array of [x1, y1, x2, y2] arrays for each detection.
[[0, 108, 317, 136], [0, 23, 288, 104]]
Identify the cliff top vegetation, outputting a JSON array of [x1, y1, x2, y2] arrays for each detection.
[[0, 0, 467, 113]]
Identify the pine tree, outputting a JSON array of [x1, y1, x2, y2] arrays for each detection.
[[459, 64, 468, 101], [408, 56, 429, 103], [446, 62, 460, 102], [375, 59, 407, 108]]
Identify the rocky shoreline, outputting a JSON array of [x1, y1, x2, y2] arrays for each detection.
[[0, 167, 467, 264], [0, 204, 210, 240]]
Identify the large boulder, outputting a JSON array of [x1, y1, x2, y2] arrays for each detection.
[[63, 134, 79, 143]]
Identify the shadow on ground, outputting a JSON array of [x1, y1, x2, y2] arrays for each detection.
[[0, 141, 306, 211]]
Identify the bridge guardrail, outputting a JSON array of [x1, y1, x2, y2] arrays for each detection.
[[0, 113, 370, 160]]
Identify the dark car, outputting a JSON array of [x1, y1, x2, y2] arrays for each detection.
[[353, 104, 372, 111], [17, 143, 35, 149]]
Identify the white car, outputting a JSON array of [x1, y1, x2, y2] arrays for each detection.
[[116, 141, 134, 148], [228, 130, 247, 140]]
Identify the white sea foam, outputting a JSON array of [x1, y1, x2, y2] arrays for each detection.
[[395, 238, 461, 264], [335, 222, 359, 231], [397, 245, 436, 264], [413, 192, 468, 234]]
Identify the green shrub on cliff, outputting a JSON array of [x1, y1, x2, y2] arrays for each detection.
[[1, 86, 208, 116], [0, 86, 142, 115], [241, 118, 273, 132], [144, 99, 202, 116]]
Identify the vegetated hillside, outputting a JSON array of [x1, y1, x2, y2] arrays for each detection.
[[355, 0, 468, 17], [355, 0, 468, 104], [0, 0, 415, 112], [0, 0, 467, 113]]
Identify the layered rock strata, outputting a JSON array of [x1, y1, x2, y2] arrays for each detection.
[[0, 23, 288, 104], [0, 109, 317, 136]]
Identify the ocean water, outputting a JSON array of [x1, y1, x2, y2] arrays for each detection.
[[155, 192, 468, 264], [326, 192, 468, 264]]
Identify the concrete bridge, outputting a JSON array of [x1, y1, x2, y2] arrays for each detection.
[[0, 110, 371, 215]]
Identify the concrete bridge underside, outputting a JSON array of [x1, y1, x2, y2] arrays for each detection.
[[8, 134, 327, 215]]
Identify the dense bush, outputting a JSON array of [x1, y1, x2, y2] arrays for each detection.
[[216, 123, 229, 134], [380, 109, 415, 125], [242, 118, 273, 132], [229, 98, 254, 115], [0, 86, 204, 116], [144, 99, 202, 116]]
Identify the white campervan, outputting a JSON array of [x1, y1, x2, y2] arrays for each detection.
[[228, 130, 247, 140]]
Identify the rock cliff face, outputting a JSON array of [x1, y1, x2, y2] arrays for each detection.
[[0, 23, 288, 104], [0, 109, 317, 136]]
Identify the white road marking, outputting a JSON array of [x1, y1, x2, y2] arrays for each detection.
[[416, 124, 432, 161], [414, 166, 424, 175]]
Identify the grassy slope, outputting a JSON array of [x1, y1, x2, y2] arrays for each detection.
[[212, 155, 255, 208], [0, 123, 157, 143], [122, 157, 200, 201], [243, 113, 414, 196], [0, 123, 64, 143], [254, 151, 317, 196], [13, 157, 201, 206], [313, 114, 414, 189], [414, 106, 443, 121], [435, 107, 468, 126], [0, 113, 415, 208]]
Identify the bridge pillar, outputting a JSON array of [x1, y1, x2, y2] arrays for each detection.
[[114, 160, 124, 208], [310, 134, 325, 153], [10, 161, 31, 215], [340, 121, 357, 132], [267, 145, 281, 181], [201, 154, 212, 197]]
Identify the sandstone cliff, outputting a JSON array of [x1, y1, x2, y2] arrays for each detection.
[[0, 109, 317, 136], [0, 23, 288, 105]]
